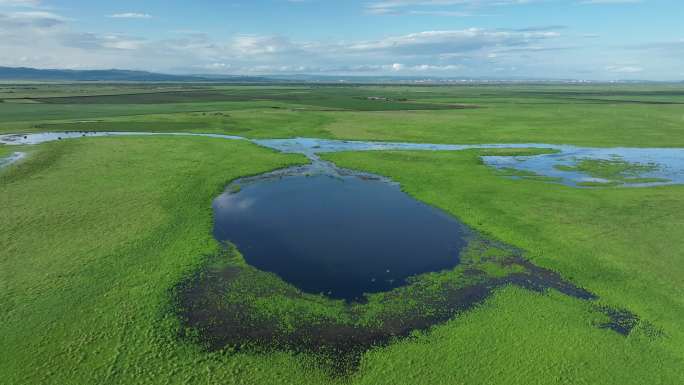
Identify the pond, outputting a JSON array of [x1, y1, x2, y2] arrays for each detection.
[[213, 162, 469, 301]]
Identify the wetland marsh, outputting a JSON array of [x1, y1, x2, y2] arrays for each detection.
[[2, 83, 684, 385], [4, 132, 684, 187]]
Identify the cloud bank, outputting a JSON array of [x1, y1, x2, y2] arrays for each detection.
[[0, 2, 679, 80]]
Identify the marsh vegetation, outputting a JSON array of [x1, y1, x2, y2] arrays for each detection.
[[1, 83, 683, 384]]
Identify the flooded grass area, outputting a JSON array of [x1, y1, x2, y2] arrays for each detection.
[[1, 131, 678, 376], [3, 84, 684, 385], [482, 147, 684, 187], [0, 143, 27, 168], [174, 236, 644, 375], [174, 239, 611, 374], [174, 154, 648, 375], [554, 157, 669, 186], [0, 151, 25, 168], [4, 132, 684, 188]]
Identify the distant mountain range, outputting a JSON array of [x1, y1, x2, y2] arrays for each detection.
[[0, 67, 276, 82], [0, 66, 679, 84]]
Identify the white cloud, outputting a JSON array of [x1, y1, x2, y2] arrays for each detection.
[[230, 35, 297, 56], [346, 29, 560, 56], [389, 63, 463, 71], [365, 0, 540, 15], [390, 63, 404, 71], [99, 35, 146, 50], [605, 65, 643, 73], [407, 10, 471, 16], [203, 62, 231, 70], [0, 10, 66, 29], [579, 0, 641, 4], [108, 13, 152, 19], [0, 17, 569, 75], [0, 0, 41, 7], [0, 7, 679, 80]]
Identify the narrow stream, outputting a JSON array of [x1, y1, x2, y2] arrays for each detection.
[[2, 132, 684, 187]]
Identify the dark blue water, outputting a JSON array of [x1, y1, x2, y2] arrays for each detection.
[[213, 173, 468, 301]]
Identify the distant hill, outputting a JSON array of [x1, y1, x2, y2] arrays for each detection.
[[1, 67, 679, 84], [0, 67, 276, 83]]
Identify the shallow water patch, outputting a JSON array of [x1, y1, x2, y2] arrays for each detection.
[[3, 132, 684, 188], [483, 148, 684, 187], [595, 306, 640, 335], [0, 151, 26, 168], [553, 157, 670, 186]]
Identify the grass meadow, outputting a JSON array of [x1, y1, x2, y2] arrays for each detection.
[[1, 83, 683, 384]]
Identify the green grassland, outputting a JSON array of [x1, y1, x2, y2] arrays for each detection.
[[0, 137, 321, 385], [0, 144, 21, 157], [2, 83, 684, 146], [1, 83, 684, 384], [323, 149, 684, 383], [3, 138, 682, 385]]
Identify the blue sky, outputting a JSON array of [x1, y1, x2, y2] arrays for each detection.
[[0, 0, 682, 80]]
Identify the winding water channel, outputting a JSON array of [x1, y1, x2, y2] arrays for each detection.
[[2, 131, 684, 187]]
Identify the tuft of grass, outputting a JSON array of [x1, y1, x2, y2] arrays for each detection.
[[478, 147, 560, 157], [0, 144, 17, 157], [555, 157, 662, 185], [494, 169, 563, 183], [576, 180, 622, 187], [622, 177, 671, 184], [228, 183, 242, 194]]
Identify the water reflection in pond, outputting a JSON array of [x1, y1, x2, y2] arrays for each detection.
[[482, 147, 684, 187], [213, 164, 469, 301]]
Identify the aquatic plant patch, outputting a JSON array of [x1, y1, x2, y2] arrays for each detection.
[[554, 156, 669, 186], [173, 239, 614, 374]]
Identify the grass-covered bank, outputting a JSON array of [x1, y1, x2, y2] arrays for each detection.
[[2, 84, 684, 147], [174, 233, 606, 375], [0, 144, 28, 158], [2, 137, 682, 384], [2, 83, 684, 384], [0, 137, 330, 385], [323, 149, 684, 383]]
